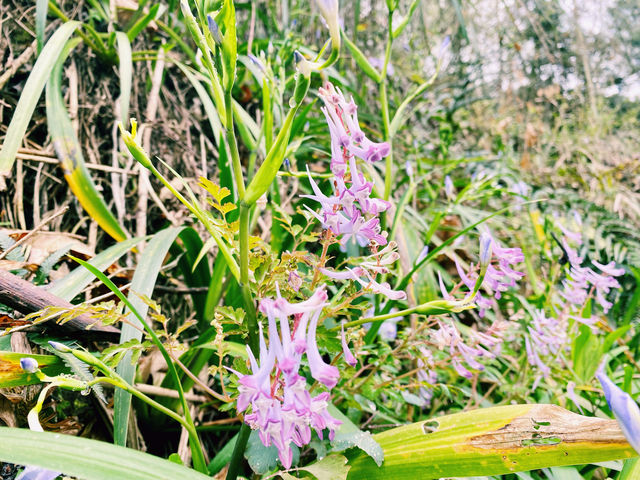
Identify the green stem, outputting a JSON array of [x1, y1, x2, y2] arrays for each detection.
[[381, 11, 394, 201], [88, 377, 192, 434], [146, 162, 240, 280], [226, 424, 251, 480], [70, 258, 207, 473], [238, 203, 258, 354], [226, 90, 246, 200]]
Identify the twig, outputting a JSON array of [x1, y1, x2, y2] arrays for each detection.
[[0, 207, 69, 261], [0, 269, 120, 336]]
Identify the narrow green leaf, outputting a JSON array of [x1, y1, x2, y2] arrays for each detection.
[[126, 3, 160, 42], [341, 31, 382, 83], [0, 21, 79, 185], [175, 62, 223, 145], [47, 236, 142, 301], [114, 227, 185, 446], [115, 32, 133, 126], [0, 352, 65, 388], [620, 458, 640, 480], [347, 404, 636, 479], [46, 39, 129, 242], [35, 0, 49, 53], [0, 427, 211, 480]]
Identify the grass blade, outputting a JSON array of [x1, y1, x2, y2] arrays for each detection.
[[0, 21, 79, 188], [35, 0, 48, 53], [113, 227, 185, 447], [0, 427, 211, 480], [47, 236, 142, 301], [46, 39, 129, 242]]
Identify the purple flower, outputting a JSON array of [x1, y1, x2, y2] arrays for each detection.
[[340, 322, 357, 366], [233, 287, 342, 468], [597, 365, 640, 455], [16, 466, 60, 480], [307, 309, 340, 389]]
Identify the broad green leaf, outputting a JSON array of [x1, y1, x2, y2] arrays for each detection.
[[329, 405, 384, 466], [0, 427, 210, 479], [300, 454, 350, 480], [115, 32, 132, 126], [46, 39, 129, 242], [47, 236, 142, 301], [347, 404, 636, 479], [0, 21, 79, 186], [0, 352, 65, 388], [245, 430, 299, 474], [114, 227, 185, 447]]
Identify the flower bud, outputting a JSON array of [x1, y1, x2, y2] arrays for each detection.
[[20, 357, 39, 373], [314, 0, 340, 49], [479, 232, 493, 267], [207, 15, 223, 45], [597, 364, 640, 455], [48, 340, 72, 353]]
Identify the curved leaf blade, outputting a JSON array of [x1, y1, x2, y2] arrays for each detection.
[[0, 21, 79, 187], [0, 427, 210, 480], [347, 404, 637, 479], [46, 39, 129, 242]]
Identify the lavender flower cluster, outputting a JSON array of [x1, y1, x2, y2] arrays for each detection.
[[304, 82, 391, 247], [439, 231, 525, 317], [525, 221, 624, 379], [305, 82, 406, 301], [232, 287, 343, 468]]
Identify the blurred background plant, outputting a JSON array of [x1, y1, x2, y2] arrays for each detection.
[[0, 0, 639, 479]]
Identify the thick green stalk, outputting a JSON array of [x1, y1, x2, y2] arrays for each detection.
[[225, 90, 246, 200], [238, 204, 258, 354]]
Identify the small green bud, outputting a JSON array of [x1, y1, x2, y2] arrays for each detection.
[[119, 120, 152, 169]]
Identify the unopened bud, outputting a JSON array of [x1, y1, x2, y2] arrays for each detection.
[[48, 340, 72, 353], [207, 15, 223, 45], [20, 357, 39, 373]]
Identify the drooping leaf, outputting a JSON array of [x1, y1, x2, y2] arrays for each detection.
[[329, 405, 384, 466], [300, 454, 350, 480], [46, 38, 129, 242], [0, 21, 79, 186]]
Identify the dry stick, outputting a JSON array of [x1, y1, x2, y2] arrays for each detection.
[[15, 159, 27, 230], [0, 269, 120, 336], [17, 150, 134, 174], [32, 162, 44, 225], [136, 46, 166, 248], [0, 39, 36, 90], [0, 207, 69, 261]]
